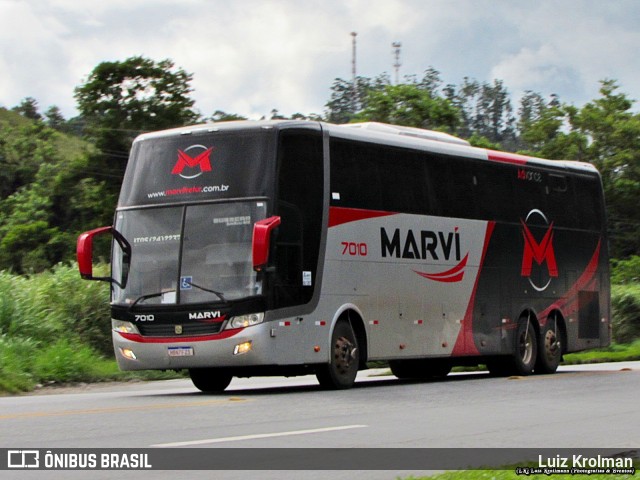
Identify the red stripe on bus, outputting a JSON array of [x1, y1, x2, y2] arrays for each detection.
[[538, 239, 602, 323], [452, 221, 496, 356], [487, 150, 529, 165], [329, 206, 396, 228], [117, 329, 243, 343], [414, 253, 469, 283]]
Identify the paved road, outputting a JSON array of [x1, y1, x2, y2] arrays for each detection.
[[1, 362, 638, 479]]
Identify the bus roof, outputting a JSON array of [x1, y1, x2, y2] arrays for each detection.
[[133, 120, 599, 175]]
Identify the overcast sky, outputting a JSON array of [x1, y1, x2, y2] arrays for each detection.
[[1, 0, 639, 120]]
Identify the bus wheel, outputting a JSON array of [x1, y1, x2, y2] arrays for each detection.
[[316, 319, 359, 389], [535, 319, 562, 374], [511, 317, 538, 375], [189, 368, 232, 393]]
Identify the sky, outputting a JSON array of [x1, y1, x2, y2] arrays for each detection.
[[1, 0, 639, 121]]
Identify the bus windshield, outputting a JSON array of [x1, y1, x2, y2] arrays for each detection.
[[112, 200, 267, 306]]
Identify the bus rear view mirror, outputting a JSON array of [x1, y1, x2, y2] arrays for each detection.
[[77, 226, 131, 287], [252, 216, 281, 272]]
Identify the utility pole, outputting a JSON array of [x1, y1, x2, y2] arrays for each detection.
[[351, 32, 358, 111], [392, 41, 402, 84]]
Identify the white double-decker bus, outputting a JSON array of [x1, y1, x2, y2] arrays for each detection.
[[78, 121, 610, 391]]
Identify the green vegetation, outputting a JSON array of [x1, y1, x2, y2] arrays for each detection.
[[0, 264, 182, 394], [611, 284, 640, 343], [563, 339, 640, 364], [402, 468, 637, 480]]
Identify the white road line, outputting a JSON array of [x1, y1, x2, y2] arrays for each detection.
[[151, 424, 368, 447]]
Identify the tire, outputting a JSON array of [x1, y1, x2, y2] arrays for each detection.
[[535, 317, 562, 374], [189, 368, 232, 393], [390, 359, 451, 380], [488, 318, 537, 376], [316, 319, 360, 389], [510, 317, 538, 375]]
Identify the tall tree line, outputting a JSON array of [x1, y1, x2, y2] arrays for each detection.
[[2, 57, 639, 273]]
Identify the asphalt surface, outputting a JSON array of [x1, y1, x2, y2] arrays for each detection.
[[1, 362, 638, 480]]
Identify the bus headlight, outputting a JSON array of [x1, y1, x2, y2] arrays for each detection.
[[226, 313, 264, 329], [112, 320, 140, 335]]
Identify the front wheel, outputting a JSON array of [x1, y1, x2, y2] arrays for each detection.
[[189, 368, 232, 393], [316, 319, 359, 389]]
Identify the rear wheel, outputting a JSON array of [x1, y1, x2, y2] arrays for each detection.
[[189, 368, 232, 393], [316, 319, 359, 389], [488, 317, 538, 376], [535, 317, 562, 374]]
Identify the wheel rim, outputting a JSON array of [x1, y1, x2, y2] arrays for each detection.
[[543, 329, 559, 363], [518, 329, 534, 365], [334, 335, 357, 376]]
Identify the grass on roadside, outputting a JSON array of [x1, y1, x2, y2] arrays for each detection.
[[401, 468, 637, 480], [562, 339, 640, 364], [0, 336, 184, 395]]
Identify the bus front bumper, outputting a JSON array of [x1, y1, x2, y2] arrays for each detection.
[[111, 322, 277, 371]]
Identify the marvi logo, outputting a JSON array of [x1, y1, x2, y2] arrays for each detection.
[[171, 145, 213, 179], [520, 209, 558, 292], [379, 226, 470, 283]]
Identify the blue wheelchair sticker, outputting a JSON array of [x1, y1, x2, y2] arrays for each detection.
[[180, 276, 193, 290]]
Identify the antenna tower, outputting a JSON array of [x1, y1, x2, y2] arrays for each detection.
[[351, 32, 358, 110], [392, 41, 402, 84]]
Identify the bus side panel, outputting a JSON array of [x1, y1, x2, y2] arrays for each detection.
[[321, 208, 492, 360], [321, 205, 609, 363], [473, 219, 608, 355]]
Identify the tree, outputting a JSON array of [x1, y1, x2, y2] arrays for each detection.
[[417, 67, 444, 97], [0, 122, 55, 199], [209, 110, 247, 122], [44, 106, 66, 131], [74, 56, 199, 199], [75, 56, 198, 135], [325, 74, 391, 124], [12, 97, 42, 121], [572, 80, 640, 258], [445, 78, 516, 147], [517, 92, 587, 160], [354, 83, 459, 132]]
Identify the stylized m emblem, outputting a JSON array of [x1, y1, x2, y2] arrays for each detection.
[[520, 220, 558, 278], [172, 146, 213, 178]]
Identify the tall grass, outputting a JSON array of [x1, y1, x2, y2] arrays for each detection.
[[0, 263, 113, 392], [611, 284, 640, 343], [0, 264, 185, 393]]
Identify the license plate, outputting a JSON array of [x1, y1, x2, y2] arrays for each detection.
[[168, 346, 194, 357]]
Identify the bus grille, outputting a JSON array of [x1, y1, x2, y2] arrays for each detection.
[[137, 322, 224, 337]]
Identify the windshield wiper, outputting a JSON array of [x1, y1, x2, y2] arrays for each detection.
[[129, 289, 176, 310], [128, 282, 227, 309], [185, 281, 227, 303]]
